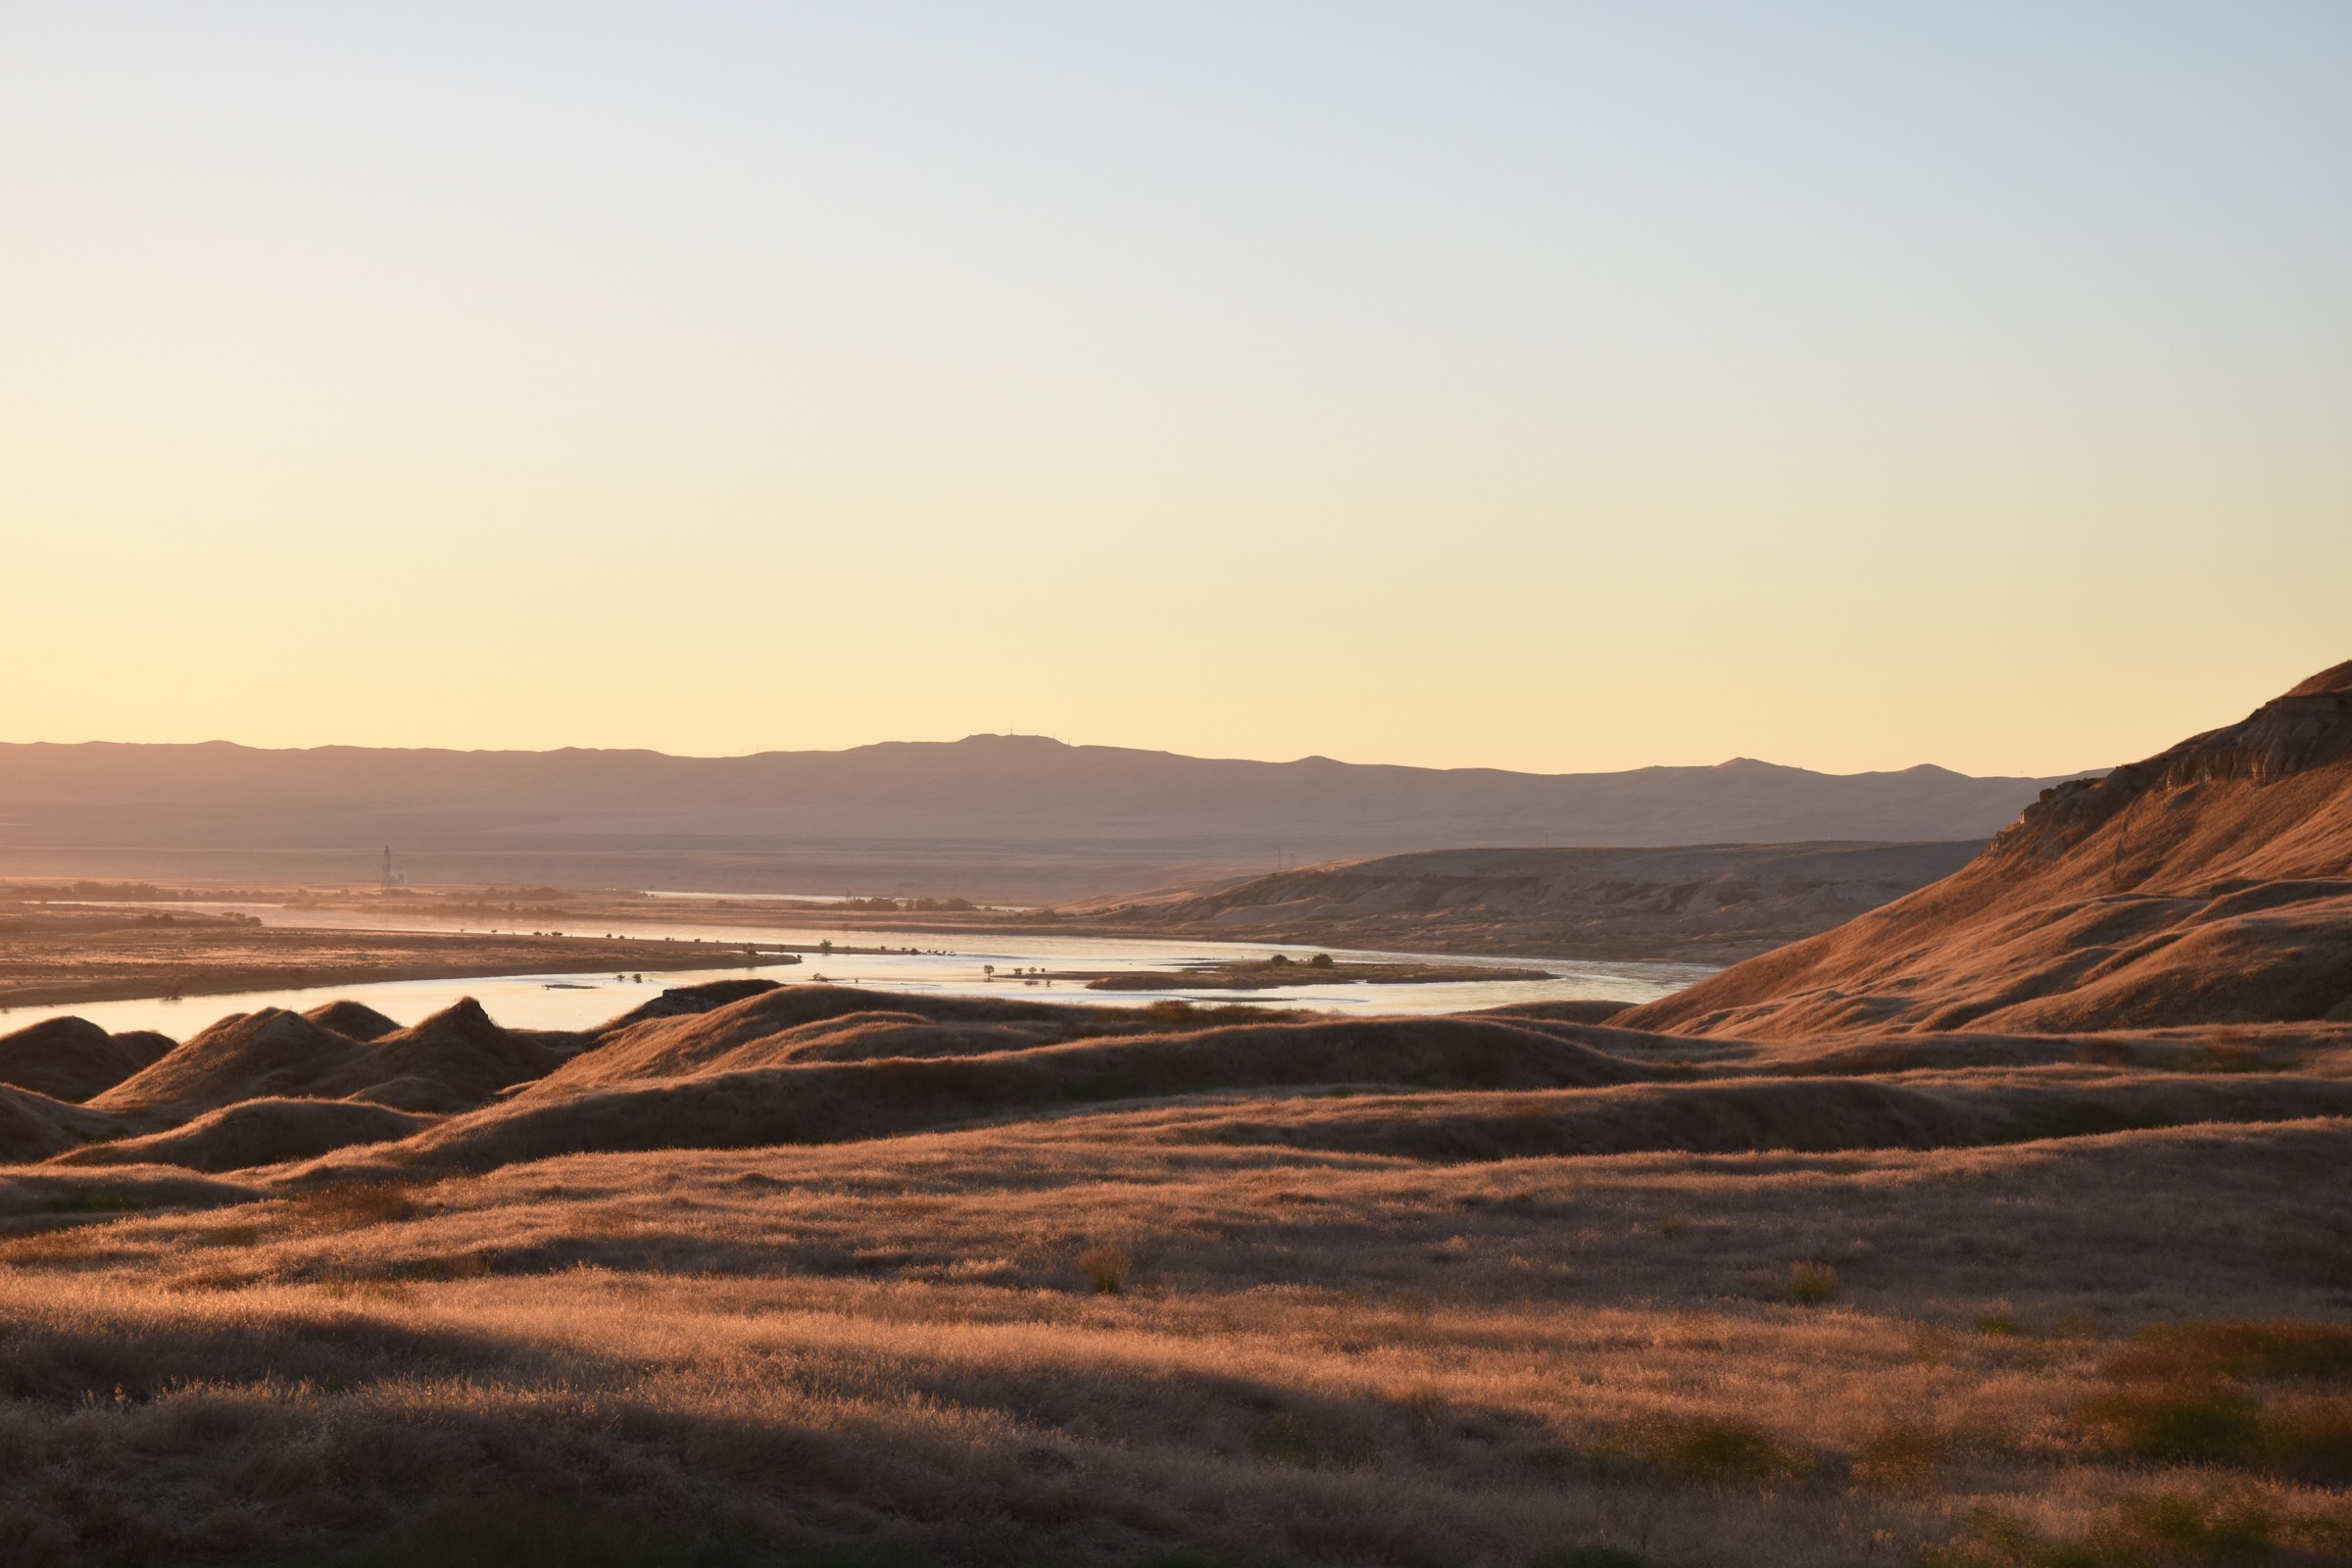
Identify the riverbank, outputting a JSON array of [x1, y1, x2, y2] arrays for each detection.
[[1070, 956, 1555, 991], [0, 909, 798, 1010], [141, 844, 1972, 964]]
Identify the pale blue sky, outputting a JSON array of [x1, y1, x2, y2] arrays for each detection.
[[3, 4, 2345, 774]]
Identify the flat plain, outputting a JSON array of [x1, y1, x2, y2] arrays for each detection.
[[0, 893, 791, 1010]]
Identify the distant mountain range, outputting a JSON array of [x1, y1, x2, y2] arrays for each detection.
[[0, 739, 2085, 869]]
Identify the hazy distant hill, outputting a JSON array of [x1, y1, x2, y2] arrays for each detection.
[[1064, 840, 1990, 963], [0, 736, 2084, 898]]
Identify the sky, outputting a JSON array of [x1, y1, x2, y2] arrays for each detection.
[[2, 3, 2346, 778]]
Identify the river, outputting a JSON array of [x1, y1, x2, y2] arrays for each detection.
[[1, 899, 1715, 1041]]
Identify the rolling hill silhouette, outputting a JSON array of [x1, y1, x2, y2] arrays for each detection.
[[0, 736, 2078, 871]]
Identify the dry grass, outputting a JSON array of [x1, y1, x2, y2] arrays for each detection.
[[1, 982, 2348, 1564], [2072, 1319, 2352, 1487], [0, 1110, 2347, 1565], [1922, 1486, 2352, 1567], [281, 1181, 420, 1234]]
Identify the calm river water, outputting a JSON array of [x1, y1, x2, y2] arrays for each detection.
[[2, 900, 1715, 1042]]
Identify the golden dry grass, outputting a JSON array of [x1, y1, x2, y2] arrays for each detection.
[[1, 979, 2349, 1564], [2, 1102, 2349, 1566]]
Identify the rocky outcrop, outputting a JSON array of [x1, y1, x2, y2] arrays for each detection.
[[1992, 659, 2352, 862]]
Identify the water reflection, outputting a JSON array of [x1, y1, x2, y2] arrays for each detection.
[[1, 903, 1713, 1041]]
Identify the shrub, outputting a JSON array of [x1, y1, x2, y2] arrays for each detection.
[[1605, 1418, 1814, 1487], [1658, 1213, 1688, 1238], [2077, 1385, 2266, 1466], [1787, 1261, 1839, 1304], [1922, 1489, 2307, 1568], [2105, 1319, 2352, 1385], [1977, 1312, 2020, 1338], [1077, 1244, 1130, 1296], [1851, 1423, 1940, 1490], [2118, 1493, 2284, 1563]]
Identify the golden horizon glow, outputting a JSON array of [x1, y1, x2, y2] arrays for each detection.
[[4, 7, 2346, 778]]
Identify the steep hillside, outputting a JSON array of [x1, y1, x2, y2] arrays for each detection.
[[1620, 661, 2352, 1038], [1071, 840, 1985, 961]]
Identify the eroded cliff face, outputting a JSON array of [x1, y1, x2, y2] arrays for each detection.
[[1618, 662, 2352, 1038], [1991, 660, 2352, 864]]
